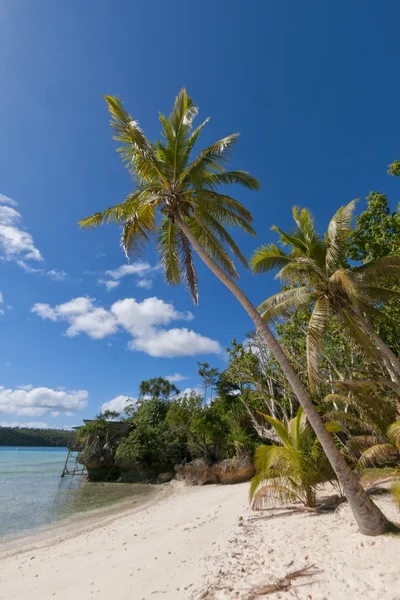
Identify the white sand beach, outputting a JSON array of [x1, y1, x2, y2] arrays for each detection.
[[0, 482, 399, 600]]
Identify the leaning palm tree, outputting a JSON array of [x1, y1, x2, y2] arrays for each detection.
[[80, 89, 389, 534], [250, 407, 339, 509], [251, 203, 400, 390]]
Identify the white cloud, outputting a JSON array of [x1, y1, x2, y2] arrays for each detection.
[[98, 279, 120, 291], [0, 194, 43, 266], [137, 278, 153, 289], [0, 386, 88, 417], [100, 261, 158, 291], [16, 260, 43, 273], [105, 262, 152, 280], [47, 269, 68, 281], [166, 373, 187, 383], [130, 328, 221, 358], [32, 303, 59, 321], [0, 292, 3, 303], [32, 296, 222, 358], [0, 420, 50, 429], [101, 395, 135, 415]]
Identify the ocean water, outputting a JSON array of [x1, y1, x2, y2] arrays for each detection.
[[0, 447, 156, 540]]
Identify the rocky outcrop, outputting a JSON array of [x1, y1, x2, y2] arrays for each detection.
[[82, 456, 120, 481], [175, 459, 221, 485], [212, 457, 256, 484], [117, 460, 175, 483], [175, 456, 255, 486]]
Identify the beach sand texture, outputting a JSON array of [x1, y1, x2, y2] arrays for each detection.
[[0, 482, 399, 600]]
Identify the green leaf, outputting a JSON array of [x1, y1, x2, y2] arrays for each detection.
[[306, 297, 332, 390], [325, 199, 357, 272], [250, 244, 291, 274], [258, 286, 314, 322]]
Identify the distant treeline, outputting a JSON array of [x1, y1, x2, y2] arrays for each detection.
[[0, 427, 75, 447]]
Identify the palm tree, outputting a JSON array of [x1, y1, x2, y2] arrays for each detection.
[[250, 407, 340, 508], [251, 203, 400, 391], [79, 89, 389, 534]]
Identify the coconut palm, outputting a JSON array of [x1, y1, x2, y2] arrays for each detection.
[[251, 203, 400, 390], [250, 407, 339, 508], [79, 89, 389, 534]]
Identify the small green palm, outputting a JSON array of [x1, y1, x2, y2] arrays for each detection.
[[250, 407, 340, 508], [251, 203, 400, 389], [79, 89, 259, 304]]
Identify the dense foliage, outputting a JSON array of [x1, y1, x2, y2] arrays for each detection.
[[0, 427, 75, 447], [115, 381, 258, 468]]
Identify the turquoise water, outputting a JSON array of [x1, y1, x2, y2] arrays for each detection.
[[0, 447, 155, 540]]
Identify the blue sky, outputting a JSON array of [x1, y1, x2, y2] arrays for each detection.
[[1, 0, 399, 428]]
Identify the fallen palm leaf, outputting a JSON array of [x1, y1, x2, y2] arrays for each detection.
[[247, 564, 323, 598]]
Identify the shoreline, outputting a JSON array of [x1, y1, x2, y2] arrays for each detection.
[[0, 482, 399, 599], [0, 482, 170, 558]]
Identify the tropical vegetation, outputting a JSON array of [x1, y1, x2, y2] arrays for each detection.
[[78, 89, 400, 535], [0, 426, 74, 447], [250, 407, 340, 509]]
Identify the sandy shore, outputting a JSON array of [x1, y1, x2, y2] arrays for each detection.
[[0, 482, 399, 600]]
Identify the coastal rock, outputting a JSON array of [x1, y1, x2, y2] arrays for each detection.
[[175, 459, 220, 485], [212, 457, 255, 484], [117, 460, 174, 483], [156, 472, 175, 484], [81, 456, 120, 481], [174, 457, 255, 486]]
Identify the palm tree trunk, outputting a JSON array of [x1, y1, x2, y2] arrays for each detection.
[[175, 215, 389, 535]]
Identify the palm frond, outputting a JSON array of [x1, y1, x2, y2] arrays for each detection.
[[292, 206, 317, 242], [258, 286, 314, 322], [325, 199, 357, 272], [291, 206, 326, 266], [250, 244, 292, 274], [193, 189, 254, 224], [196, 199, 255, 236], [184, 117, 210, 158], [354, 255, 400, 283], [251, 482, 301, 509], [121, 202, 156, 259], [340, 309, 380, 361], [177, 228, 199, 305], [104, 95, 166, 184], [388, 421, 400, 451], [187, 214, 238, 278], [169, 88, 199, 179], [364, 286, 400, 304], [306, 297, 332, 390], [271, 225, 309, 253], [79, 191, 146, 228], [288, 406, 305, 450], [328, 269, 364, 307], [275, 258, 327, 285], [261, 415, 291, 447], [156, 217, 181, 286], [358, 443, 397, 469], [179, 134, 239, 187], [391, 480, 400, 511], [195, 209, 249, 268], [199, 170, 260, 191]]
